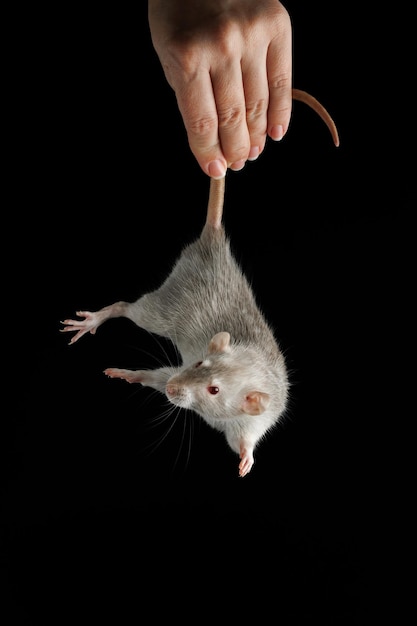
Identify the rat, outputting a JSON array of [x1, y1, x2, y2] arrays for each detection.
[[60, 88, 339, 477]]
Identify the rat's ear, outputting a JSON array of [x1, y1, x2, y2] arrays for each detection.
[[208, 332, 231, 354], [241, 391, 271, 416]]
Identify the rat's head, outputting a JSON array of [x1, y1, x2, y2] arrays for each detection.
[[165, 331, 288, 423]]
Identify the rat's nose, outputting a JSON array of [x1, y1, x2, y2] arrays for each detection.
[[165, 384, 191, 408], [166, 385, 177, 397]]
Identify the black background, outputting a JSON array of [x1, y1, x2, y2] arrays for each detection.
[[3, 2, 415, 624]]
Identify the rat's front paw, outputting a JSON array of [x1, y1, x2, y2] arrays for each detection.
[[104, 368, 144, 384], [239, 447, 254, 477]]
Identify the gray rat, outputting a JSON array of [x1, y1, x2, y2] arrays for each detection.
[[61, 89, 339, 477]]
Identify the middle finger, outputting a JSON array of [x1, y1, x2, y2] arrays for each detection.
[[210, 59, 250, 170]]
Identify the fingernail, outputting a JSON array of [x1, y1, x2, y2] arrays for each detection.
[[208, 160, 226, 179], [270, 125, 284, 141], [229, 159, 246, 172], [248, 146, 260, 161]]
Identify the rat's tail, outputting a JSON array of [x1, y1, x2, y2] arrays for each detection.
[[292, 88, 340, 147], [206, 176, 225, 230], [206, 89, 338, 229]]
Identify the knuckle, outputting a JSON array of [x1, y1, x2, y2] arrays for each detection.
[[188, 114, 217, 139], [268, 74, 291, 92], [211, 20, 240, 56], [164, 38, 203, 75], [246, 98, 268, 128], [217, 105, 245, 130]]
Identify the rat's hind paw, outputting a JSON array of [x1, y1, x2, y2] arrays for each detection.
[[60, 310, 100, 344]]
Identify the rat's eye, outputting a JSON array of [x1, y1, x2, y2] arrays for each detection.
[[195, 361, 202, 368], [208, 386, 220, 395]]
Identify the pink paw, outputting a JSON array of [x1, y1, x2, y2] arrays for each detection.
[[104, 368, 142, 384], [60, 311, 99, 344], [239, 448, 254, 477]]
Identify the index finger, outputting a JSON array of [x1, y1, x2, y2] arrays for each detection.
[[174, 70, 228, 179]]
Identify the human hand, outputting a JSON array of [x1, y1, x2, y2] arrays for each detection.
[[148, 0, 292, 179]]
